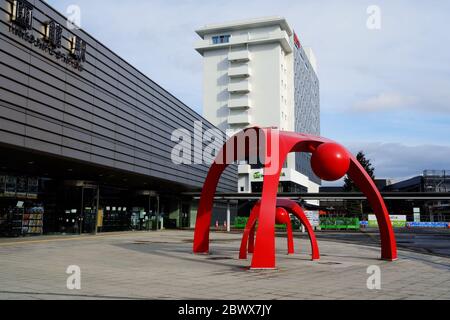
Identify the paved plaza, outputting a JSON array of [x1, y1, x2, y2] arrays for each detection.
[[0, 230, 449, 300]]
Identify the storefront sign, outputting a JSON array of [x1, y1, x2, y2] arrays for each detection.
[[16, 176, 28, 198], [5, 176, 16, 197], [304, 211, 320, 227], [0, 175, 38, 198], [8, 0, 87, 71], [413, 208, 421, 222], [293, 32, 301, 49], [253, 170, 286, 180], [407, 222, 449, 229], [27, 177, 39, 199], [368, 215, 407, 228]]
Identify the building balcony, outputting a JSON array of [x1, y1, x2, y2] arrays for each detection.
[[228, 112, 251, 126], [238, 164, 252, 175], [228, 81, 251, 94], [228, 51, 251, 63], [228, 96, 251, 109], [228, 65, 251, 78], [195, 30, 293, 55]]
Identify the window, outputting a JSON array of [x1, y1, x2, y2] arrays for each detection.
[[212, 34, 231, 44]]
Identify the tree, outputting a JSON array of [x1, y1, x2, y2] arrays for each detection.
[[343, 151, 376, 216], [343, 151, 376, 192]]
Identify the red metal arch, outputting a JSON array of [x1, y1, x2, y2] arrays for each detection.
[[239, 199, 320, 261], [193, 128, 397, 269], [240, 205, 294, 259]]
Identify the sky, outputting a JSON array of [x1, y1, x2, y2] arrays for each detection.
[[45, 0, 450, 183]]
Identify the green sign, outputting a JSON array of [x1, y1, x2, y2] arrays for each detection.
[[253, 171, 286, 180], [368, 215, 407, 228]]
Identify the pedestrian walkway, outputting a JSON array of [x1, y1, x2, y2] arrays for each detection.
[[0, 230, 448, 300]]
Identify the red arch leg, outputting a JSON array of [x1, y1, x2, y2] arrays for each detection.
[[251, 170, 283, 269], [241, 204, 296, 258], [248, 221, 256, 254], [239, 204, 260, 260], [274, 207, 295, 255], [193, 165, 225, 254], [348, 161, 397, 261], [286, 219, 295, 255], [277, 199, 320, 261], [290, 205, 320, 261], [193, 128, 266, 255]]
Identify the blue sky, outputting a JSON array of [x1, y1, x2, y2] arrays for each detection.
[[45, 0, 450, 182]]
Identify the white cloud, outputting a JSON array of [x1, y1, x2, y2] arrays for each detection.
[[45, 0, 450, 150], [353, 92, 418, 112], [346, 142, 450, 180], [324, 142, 450, 186]]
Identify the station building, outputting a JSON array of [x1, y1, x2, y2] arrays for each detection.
[[0, 0, 237, 236]]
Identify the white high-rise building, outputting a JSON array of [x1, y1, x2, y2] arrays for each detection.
[[195, 17, 321, 195]]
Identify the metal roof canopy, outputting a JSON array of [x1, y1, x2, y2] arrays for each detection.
[[183, 192, 450, 201]]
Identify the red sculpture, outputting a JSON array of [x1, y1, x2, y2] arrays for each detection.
[[193, 128, 397, 269], [239, 199, 320, 261]]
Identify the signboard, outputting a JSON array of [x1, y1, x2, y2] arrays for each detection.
[[368, 215, 407, 228], [16, 176, 28, 198], [413, 208, 421, 223], [0, 176, 39, 198], [8, 0, 87, 71], [5, 176, 16, 197], [253, 170, 286, 180], [304, 211, 320, 227], [407, 222, 449, 229], [97, 209, 104, 228], [293, 32, 301, 49], [27, 177, 38, 199]]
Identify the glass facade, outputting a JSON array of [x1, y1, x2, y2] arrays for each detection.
[[293, 46, 321, 185]]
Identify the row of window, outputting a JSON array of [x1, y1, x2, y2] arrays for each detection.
[[212, 34, 231, 44]]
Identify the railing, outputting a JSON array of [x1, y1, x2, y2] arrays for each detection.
[[424, 170, 450, 177]]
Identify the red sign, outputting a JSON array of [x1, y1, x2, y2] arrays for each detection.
[[293, 32, 301, 49]]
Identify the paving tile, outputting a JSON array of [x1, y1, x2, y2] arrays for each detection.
[[0, 230, 449, 300]]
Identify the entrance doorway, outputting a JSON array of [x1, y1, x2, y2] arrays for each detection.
[[60, 182, 99, 235], [181, 203, 190, 228]]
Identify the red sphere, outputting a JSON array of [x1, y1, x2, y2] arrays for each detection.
[[275, 208, 290, 225], [311, 143, 350, 181]]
